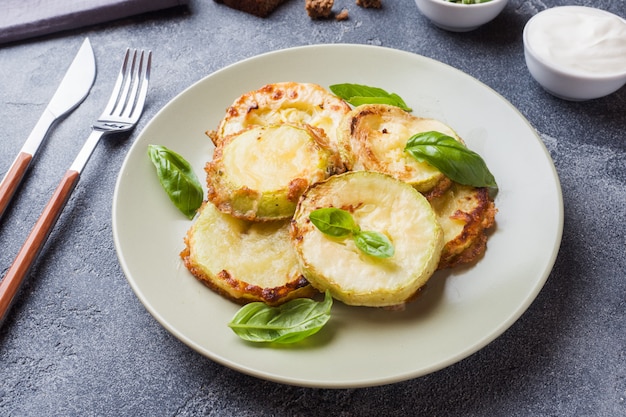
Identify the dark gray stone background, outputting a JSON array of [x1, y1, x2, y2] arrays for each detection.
[[1, 0, 624, 415]]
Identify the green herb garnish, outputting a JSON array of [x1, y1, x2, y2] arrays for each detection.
[[148, 144, 204, 219], [309, 207, 395, 258], [404, 131, 498, 193], [329, 83, 412, 112], [228, 290, 333, 344]]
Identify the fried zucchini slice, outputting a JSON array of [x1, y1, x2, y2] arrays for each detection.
[[429, 183, 497, 269], [206, 123, 344, 221], [291, 171, 444, 308], [211, 82, 351, 151], [181, 201, 317, 306], [338, 104, 462, 193]]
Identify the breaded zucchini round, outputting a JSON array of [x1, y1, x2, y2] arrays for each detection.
[[211, 82, 351, 151], [181, 201, 318, 306], [338, 104, 462, 193], [206, 123, 344, 221], [290, 171, 444, 308], [429, 183, 497, 269]]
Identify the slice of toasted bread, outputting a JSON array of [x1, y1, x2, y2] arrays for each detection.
[[214, 0, 289, 17], [429, 183, 497, 269], [338, 103, 462, 193], [181, 201, 318, 306], [291, 171, 443, 308]]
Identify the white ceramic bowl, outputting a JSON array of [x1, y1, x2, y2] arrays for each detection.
[[523, 6, 626, 101], [414, 0, 509, 32]]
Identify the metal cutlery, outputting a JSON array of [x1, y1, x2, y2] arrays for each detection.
[[0, 38, 96, 220], [0, 47, 152, 326]]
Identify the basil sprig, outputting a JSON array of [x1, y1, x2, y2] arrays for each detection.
[[329, 83, 412, 112], [228, 290, 333, 344], [404, 131, 498, 193], [148, 144, 204, 220], [309, 207, 395, 258]]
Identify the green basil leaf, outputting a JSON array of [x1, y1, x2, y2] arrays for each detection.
[[329, 83, 412, 112], [346, 96, 407, 109], [404, 131, 498, 192], [309, 207, 395, 258], [148, 144, 204, 219], [354, 230, 395, 259], [309, 207, 358, 237], [228, 290, 333, 344]]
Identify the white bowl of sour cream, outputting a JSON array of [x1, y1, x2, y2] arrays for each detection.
[[523, 6, 626, 101]]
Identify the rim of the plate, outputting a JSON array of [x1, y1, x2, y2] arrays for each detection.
[[112, 43, 564, 388]]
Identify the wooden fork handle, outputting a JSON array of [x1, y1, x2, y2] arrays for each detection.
[[0, 151, 33, 220], [0, 169, 80, 326]]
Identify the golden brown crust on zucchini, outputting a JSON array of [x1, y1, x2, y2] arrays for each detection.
[[205, 123, 345, 221], [213, 82, 351, 153], [181, 201, 318, 306], [429, 183, 497, 269], [338, 104, 461, 193]]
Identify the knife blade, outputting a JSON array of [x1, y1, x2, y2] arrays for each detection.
[[0, 37, 96, 220]]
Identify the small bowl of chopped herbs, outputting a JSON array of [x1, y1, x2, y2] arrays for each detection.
[[414, 0, 509, 32]]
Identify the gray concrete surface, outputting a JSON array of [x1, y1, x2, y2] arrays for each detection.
[[0, 0, 624, 415]]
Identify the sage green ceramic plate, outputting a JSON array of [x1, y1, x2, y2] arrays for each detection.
[[112, 44, 563, 388]]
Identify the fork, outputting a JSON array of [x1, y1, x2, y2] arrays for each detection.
[[0, 48, 152, 326]]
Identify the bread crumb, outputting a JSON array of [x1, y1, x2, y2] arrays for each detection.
[[356, 0, 381, 8], [335, 8, 349, 20], [306, 0, 334, 19]]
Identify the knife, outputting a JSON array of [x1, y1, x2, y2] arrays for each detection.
[[0, 37, 96, 220]]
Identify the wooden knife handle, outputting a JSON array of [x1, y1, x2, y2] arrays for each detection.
[[0, 151, 33, 219], [0, 169, 80, 326]]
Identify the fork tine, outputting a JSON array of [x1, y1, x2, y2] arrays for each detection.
[[130, 51, 152, 122], [121, 50, 148, 120], [102, 49, 132, 117], [112, 49, 137, 118]]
